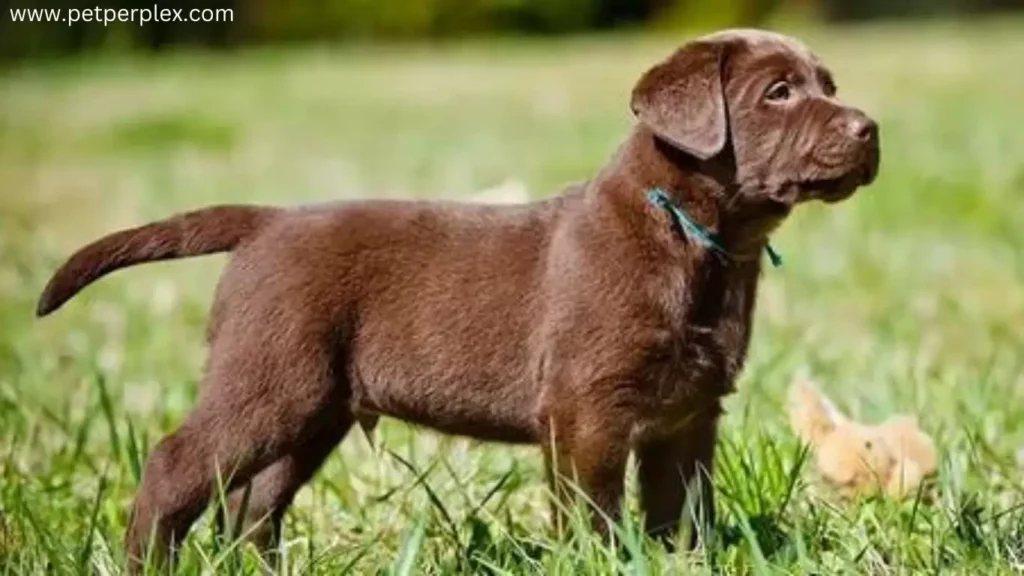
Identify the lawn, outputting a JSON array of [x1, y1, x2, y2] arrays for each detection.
[[2, 18, 1024, 575]]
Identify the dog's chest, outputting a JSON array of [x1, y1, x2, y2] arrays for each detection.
[[634, 260, 761, 439]]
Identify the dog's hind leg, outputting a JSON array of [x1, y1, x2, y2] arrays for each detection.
[[123, 332, 344, 574], [216, 416, 351, 562]]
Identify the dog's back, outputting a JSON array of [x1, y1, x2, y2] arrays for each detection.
[[258, 198, 563, 441], [146, 196, 570, 443]]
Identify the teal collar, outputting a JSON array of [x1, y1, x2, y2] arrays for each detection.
[[646, 188, 782, 268]]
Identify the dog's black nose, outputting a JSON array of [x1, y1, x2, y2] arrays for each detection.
[[846, 113, 878, 143]]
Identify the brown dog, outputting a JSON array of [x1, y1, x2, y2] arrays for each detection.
[[37, 29, 879, 571]]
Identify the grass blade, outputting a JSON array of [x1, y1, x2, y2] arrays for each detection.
[[124, 414, 144, 485], [386, 449, 460, 544], [76, 473, 107, 572], [94, 375, 122, 461], [392, 513, 427, 576]]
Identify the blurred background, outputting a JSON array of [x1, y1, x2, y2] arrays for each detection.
[[2, 0, 1024, 59], [2, 1, 1024, 573]]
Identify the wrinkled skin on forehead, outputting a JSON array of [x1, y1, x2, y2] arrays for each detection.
[[722, 31, 879, 205], [631, 28, 880, 220]]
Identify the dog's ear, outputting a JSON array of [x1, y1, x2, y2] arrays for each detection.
[[630, 40, 728, 160]]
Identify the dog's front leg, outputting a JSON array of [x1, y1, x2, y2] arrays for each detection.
[[542, 408, 632, 540], [637, 415, 718, 550]]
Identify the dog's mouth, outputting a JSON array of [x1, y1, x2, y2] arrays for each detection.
[[800, 153, 879, 204], [799, 174, 861, 203]]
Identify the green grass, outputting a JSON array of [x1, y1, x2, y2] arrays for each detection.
[[2, 18, 1024, 574]]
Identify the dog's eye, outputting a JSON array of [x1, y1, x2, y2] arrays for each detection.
[[765, 81, 792, 102]]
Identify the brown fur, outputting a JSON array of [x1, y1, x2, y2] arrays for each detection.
[[36, 29, 879, 571]]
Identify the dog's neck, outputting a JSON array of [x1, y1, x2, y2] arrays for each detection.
[[594, 124, 787, 261]]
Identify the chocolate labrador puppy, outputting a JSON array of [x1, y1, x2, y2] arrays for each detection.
[[37, 29, 879, 570]]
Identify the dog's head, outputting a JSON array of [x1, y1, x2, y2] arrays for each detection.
[[631, 29, 880, 209]]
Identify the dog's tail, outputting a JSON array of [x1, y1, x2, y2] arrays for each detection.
[[36, 205, 279, 317]]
